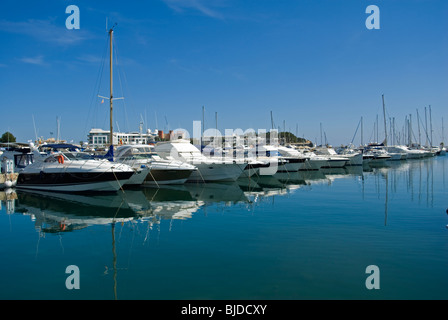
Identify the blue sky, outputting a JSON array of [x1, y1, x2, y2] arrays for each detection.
[[1, 0, 447, 146]]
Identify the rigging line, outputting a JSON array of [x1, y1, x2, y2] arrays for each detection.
[[83, 34, 109, 138], [350, 118, 361, 145], [147, 168, 159, 188], [111, 168, 126, 194], [417, 111, 431, 144], [113, 37, 131, 133], [117, 48, 134, 133]]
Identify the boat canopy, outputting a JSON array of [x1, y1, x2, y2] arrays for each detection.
[[40, 143, 81, 151]]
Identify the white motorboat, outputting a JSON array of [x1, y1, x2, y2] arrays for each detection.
[[292, 148, 326, 170], [38, 143, 149, 187], [154, 139, 247, 182], [16, 144, 135, 192], [252, 145, 304, 174], [388, 145, 425, 159], [383, 146, 407, 160], [312, 146, 349, 168], [276, 146, 308, 171], [335, 147, 363, 166], [364, 145, 391, 164], [114, 144, 197, 185]]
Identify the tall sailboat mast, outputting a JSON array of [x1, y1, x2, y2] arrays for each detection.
[[382, 94, 387, 146], [109, 28, 114, 147]]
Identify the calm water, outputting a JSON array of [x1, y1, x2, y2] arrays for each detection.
[[1, 156, 447, 300]]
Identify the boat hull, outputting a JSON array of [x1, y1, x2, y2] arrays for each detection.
[[125, 167, 150, 186], [320, 159, 347, 168], [301, 159, 324, 171], [144, 168, 195, 185], [188, 162, 247, 182], [16, 171, 133, 192], [277, 158, 306, 172]]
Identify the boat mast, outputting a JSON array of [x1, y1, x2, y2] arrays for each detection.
[[442, 117, 445, 146], [361, 116, 363, 146], [382, 94, 387, 146], [416, 109, 421, 146], [392, 117, 395, 145], [109, 28, 114, 147], [425, 107, 428, 147], [429, 105, 433, 147]]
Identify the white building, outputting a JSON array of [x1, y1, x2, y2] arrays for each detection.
[[87, 128, 158, 149]]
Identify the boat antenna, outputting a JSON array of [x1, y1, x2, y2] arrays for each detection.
[[32, 115, 38, 142]]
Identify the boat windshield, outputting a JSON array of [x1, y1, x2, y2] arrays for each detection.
[[64, 152, 94, 160], [13, 154, 34, 168], [116, 147, 154, 160]]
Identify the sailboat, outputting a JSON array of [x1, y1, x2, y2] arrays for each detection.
[[16, 28, 139, 193], [95, 26, 151, 186], [16, 143, 134, 192]]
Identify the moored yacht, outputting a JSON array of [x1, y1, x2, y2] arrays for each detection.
[[276, 146, 308, 171], [383, 146, 407, 160], [115, 144, 197, 185], [252, 145, 302, 173], [364, 145, 391, 164], [39, 143, 149, 186], [335, 146, 363, 166], [16, 144, 134, 192], [312, 146, 349, 168], [154, 139, 247, 182], [389, 145, 425, 159]]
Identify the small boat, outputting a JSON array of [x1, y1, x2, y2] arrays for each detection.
[[154, 139, 247, 182], [16, 144, 135, 192], [388, 145, 424, 159], [312, 146, 349, 168], [250, 145, 302, 174], [365, 145, 391, 164], [335, 146, 364, 166], [276, 146, 308, 171]]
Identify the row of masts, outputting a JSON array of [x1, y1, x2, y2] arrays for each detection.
[[345, 94, 442, 149], [103, 28, 443, 150]]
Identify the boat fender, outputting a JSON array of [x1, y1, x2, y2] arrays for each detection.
[[39, 171, 45, 180]]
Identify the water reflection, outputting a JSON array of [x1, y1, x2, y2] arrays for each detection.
[[0, 156, 445, 234]]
